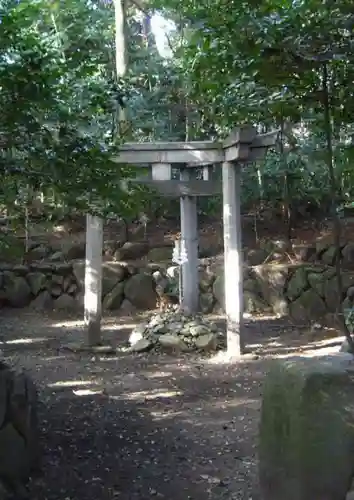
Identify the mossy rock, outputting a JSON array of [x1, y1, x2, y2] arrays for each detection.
[[289, 289, 327, 322], [146, 247, 173, 262], [321, 245, 337, 265], [286, 267, 308, 301], [243, 290, 270, 314], [307, 271, 326, 297], [253, 265, 289, 314]]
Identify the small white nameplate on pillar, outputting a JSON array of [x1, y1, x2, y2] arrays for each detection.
[[151, 163, 172, 181], [202, 165, 212, 181]]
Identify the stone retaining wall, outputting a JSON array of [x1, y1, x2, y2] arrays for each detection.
[[212, 261, 354, 321], [246, 236, 354, 268], [292, 238, 354, 268], [1, 257, 354, 322], [16, 232, 354, 269], [0, 362, 40, 496]]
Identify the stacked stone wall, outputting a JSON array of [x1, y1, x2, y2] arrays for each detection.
[[0, 362, 40, 496], [2, 238, 354, 323]]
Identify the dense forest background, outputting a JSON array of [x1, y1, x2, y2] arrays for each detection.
[[1, 0, 354, 243]]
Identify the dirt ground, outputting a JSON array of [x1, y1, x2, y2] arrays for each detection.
[[0, 308, 344, 500]]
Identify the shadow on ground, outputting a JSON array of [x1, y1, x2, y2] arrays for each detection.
[[28, 352, 263, 500], [34, 391, 227, 500]]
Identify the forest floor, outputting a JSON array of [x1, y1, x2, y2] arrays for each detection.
[[0, 308, 344, 500]]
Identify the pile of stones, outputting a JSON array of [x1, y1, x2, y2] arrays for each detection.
[[0, 361, 40, 497], [129, 307, 224, 353]]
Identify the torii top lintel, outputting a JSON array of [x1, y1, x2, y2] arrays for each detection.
[[111, 126, 279, 166]]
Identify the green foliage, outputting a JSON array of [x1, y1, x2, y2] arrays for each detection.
[[3, 0, 354, 224], [149, 0, 354, 215], [344, 308, 354, 334], [0, 232, 24, 262], [0, 0, 137, 217]]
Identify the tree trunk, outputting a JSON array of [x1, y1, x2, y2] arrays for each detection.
[[322, 61, 354, 351], [114, 0, 128, 136]]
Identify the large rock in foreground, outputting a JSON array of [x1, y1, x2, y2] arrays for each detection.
[[0, 362, 40, 496], [259, 354, 354, 500]]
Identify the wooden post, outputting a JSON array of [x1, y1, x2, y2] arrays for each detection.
[[84, 214, 103, 346], [222, 161, 244, 356], [180, 168, 199, 313]]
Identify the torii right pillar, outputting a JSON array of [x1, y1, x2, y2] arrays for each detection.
[[221, 127, 279, 357], [222, 160, 244, 356]]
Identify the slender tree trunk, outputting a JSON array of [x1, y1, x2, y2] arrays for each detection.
[[114, 0, 128, 137], [114, 0, 131, 240], [279, 114, 292, 244], [322, 62, 354, 350]]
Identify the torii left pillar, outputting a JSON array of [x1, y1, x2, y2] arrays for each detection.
[[180, 168, 199, 313], [84, 214, 103, 346], [151, 163, 199, 313]]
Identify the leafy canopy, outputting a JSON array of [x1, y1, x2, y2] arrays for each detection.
[[0, 0, 136, 216]]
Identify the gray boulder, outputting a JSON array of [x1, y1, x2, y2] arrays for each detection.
[[113, 241, 149, 261], [124, 273, 157, 310], [290, 289, 326, 322], [53, 293, 77, 311], [3, 273, 31, 307], [26, 272, 47, 296], [103, 282, 125, 310], [286, 267, 308, 301], [73, 260, 127, 296], [30, 291, 53, 311]]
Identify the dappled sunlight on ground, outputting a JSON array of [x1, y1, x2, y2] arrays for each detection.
[[0, 336, 50, 346], [110, 388, 185, 402], [145, 370, 174, 379], [47, 379, 102, 390], [49, 319, 86, 328], [149, 409, 185, 420], [248, 332, 344, 359], [50, 317, 139, 331], [39, 355, 67, 362], [72, 388, 107, 396]]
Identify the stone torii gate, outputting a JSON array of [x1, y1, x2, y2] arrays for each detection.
[[84, 126, 278, 356]]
